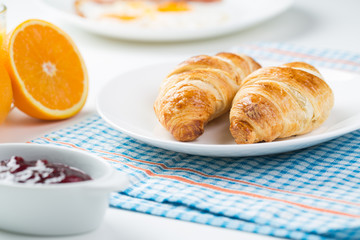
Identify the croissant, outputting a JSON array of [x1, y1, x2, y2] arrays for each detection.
[[154, 52, 261, 142], [230, 62, 334, 144]]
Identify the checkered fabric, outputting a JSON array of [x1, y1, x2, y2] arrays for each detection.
[[31, 43, 360, 240]]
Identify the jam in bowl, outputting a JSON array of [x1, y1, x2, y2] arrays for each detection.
[[0, 143, 129, 236], [0, 156, 92, 184]]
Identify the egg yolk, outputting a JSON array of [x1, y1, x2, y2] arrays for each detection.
[[102, 13, 139, 20], [157, 2, 191, 12]]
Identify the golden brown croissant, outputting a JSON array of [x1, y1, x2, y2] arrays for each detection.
[[230, 62, 334, 144], [154, 52, 261, 142]]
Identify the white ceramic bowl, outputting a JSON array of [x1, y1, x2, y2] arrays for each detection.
[[0, 143, 129, 236]]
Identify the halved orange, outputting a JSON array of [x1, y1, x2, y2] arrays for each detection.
[[3, 19, 88, 120], [0, 65, 13, 124]]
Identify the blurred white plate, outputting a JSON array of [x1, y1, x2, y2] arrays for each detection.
[[96, 61, 360, 157], [40, 0, 293, 41]]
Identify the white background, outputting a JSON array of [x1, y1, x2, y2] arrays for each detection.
[[0, 0, 360, 239]]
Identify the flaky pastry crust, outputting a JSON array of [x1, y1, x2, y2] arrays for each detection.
[[230, 62, 334, 144], [154, 52, 261, 141]]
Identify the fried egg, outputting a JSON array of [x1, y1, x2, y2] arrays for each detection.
[[74, 0, 230, 30]]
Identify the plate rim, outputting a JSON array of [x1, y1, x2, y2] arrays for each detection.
[[96, 61, 360, 157]]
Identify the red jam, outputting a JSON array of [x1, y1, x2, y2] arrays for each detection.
[[0, 156, 92, 184]]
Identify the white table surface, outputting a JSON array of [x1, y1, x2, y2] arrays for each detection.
[[1, 0, 360, 239]]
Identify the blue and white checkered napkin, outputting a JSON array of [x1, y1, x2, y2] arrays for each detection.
[[31, 43, 360, 240]]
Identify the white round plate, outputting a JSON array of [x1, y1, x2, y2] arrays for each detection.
[[40, 0, 293, 41], [96, 61, 360, 157]]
